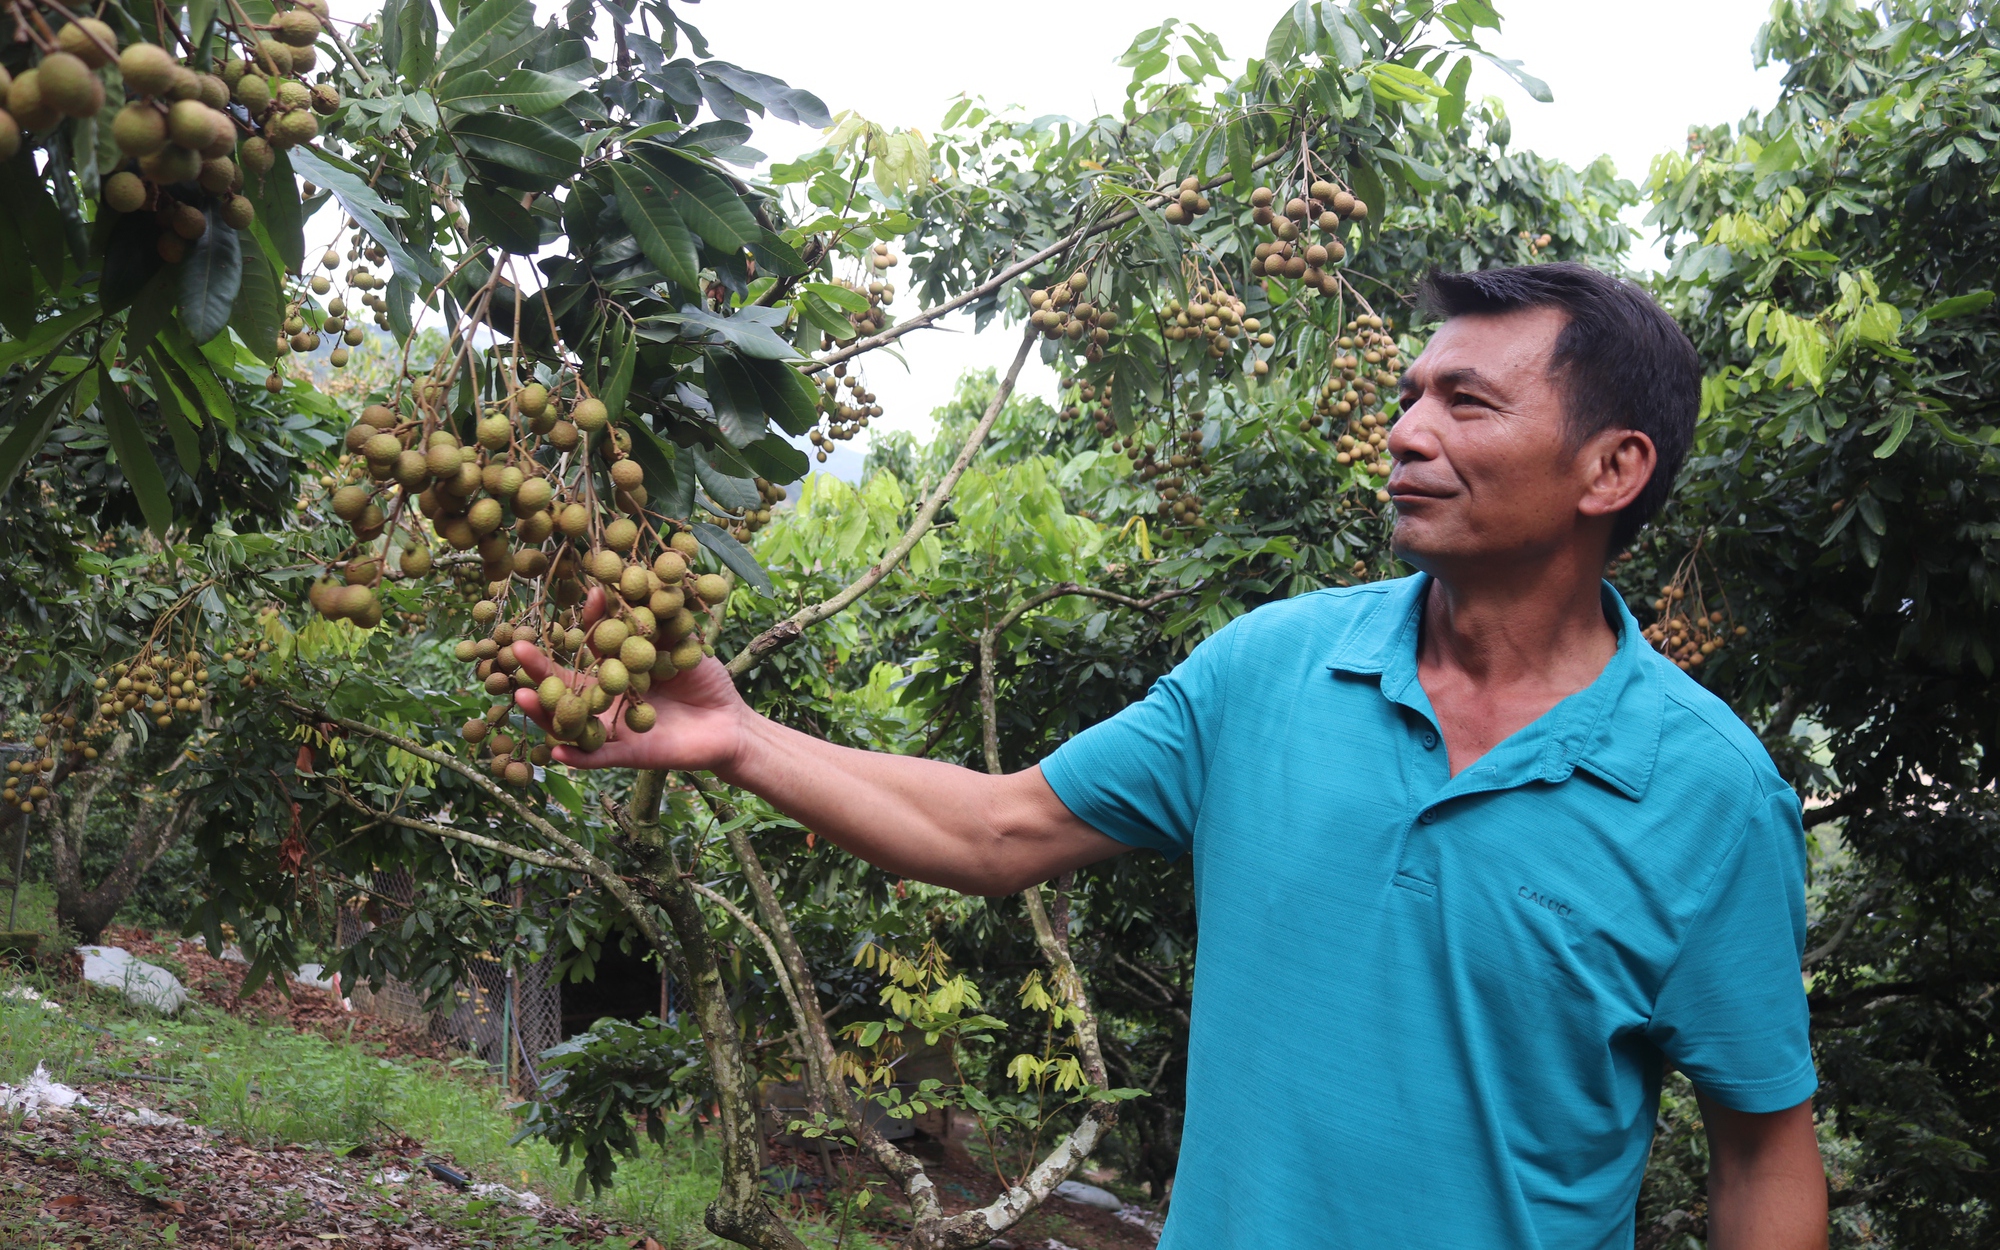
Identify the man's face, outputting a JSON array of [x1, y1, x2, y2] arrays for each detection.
[[1386, 307, 1603, 574]]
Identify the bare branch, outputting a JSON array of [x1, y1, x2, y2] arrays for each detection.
[[290, 702, 669, 955], [727, 327, 1037, 677], [329, 788, 583, 872]]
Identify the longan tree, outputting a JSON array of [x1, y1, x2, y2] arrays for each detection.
[[0, 0, 1630, 1243]]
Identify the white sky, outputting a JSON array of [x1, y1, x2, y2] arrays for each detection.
[[322, 0, 1788, 461]]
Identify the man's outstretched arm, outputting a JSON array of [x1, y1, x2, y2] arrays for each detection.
[[510, 640, 1126, 894], [1700, 1092, 1827, 1250]]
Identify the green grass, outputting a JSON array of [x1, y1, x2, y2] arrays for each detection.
[[0, 958, 799, 1246]]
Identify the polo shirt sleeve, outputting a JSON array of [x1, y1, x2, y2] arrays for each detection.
[[1037, 618, 1240, 860], [1645, 785, 1818, 1113]]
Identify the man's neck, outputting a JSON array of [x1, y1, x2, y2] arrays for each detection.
[[1411, 555, 1621, 774]]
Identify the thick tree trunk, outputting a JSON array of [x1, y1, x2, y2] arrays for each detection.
[[625, 771, 807, 1250], [46, 735, 197, 945]]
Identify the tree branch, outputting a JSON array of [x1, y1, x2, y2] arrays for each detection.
[[1801, 886, 1878, 970], [726, 327, 1037, 677], [289, 702, 668, 956], [807, 149, 1291, 374], [688, 778, 948, 1228], [329, 787, 583, 872]]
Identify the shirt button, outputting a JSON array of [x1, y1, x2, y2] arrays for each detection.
[[1421, 731, 1438, 750], [1419, 809, 1437, 824]]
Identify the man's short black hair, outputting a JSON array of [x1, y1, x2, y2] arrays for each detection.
[[1415, 263, 1700, 551]]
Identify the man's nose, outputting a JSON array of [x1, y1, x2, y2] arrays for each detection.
[[1387, 397, 1434, 462]]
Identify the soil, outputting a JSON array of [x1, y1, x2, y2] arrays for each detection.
[[1, 1094, 621, 1248], [91, 925, 455, 1062], [8, 930, 1166, 1249]]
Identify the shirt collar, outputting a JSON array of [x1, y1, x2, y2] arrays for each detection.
[[1325, 573, 1661, 801]]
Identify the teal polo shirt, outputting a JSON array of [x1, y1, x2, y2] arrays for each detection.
[[1041, 573, 1815, 1249]]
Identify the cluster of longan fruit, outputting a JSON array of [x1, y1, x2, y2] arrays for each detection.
[[1058, 376, 1117, 437], [1308, 315, 1403, 473], [454, 532, 732, 775], [1028, 271, 1119, 363], [3, 748, 58, 814], [810, 361, 877, 462], [1246, 180, 1366, 299], [1159, 284, 1259, 364], [309, 379, 623, 627], [1119, 424, 1211, 527], [831, 245, 899, 342], [93, 649, 215, 730], [709, 478, 787, 541], [7, 2, 338, 263], [1159, 175, 1214, 227], [1643, 584, 1747, 671]]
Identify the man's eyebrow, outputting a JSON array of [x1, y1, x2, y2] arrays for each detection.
[[1400, 366, 1499, 396], [1430, 367, 1499, 392]]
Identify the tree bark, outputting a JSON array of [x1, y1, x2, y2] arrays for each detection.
[[45, 734, 198, 945]]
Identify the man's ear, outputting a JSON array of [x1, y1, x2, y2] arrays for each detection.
[[1576, 428, 1657, 520]]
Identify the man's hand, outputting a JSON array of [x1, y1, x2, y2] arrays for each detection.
[[511, 628, 751, 775], [1700, 1092, 1827, 1250], [506, 589, 1125, 894]]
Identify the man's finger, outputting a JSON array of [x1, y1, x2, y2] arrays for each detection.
[[514, 688, 553, 731], [581, 584, 608, 628], [512, 641, 558, 682], [548, 732, 655, 770]]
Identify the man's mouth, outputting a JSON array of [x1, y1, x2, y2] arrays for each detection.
[[1386, 474, 1451, 501]]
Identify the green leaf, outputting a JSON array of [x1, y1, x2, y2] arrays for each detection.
[[1873, 409, 1914, 458], [802, 281, 867, 313], [542, 770, 585, 815], [1225, 119, 1254, 195], [98, 367, 174, 538], [0, 369, 86, 497], [1264, 8, 1300, 63], [1753, 128, 1803, 178], [438, 67, 584, 115], [249, 148, 305, 277], [736, 432, 808, 483], [451, 113, 584, 190], [180, 212, 242, 343], [396, 0, 438, 82], [461, 183, 544, 254], [689, 521, 774, 597], [1479, 52, 1553, 103], [0, 151, 68, 292], [609, 161, 701, 291], [1915, 290, 1993, 322], [0, 186, 36, 337], [157, 324, 237, 430], [692, 445, 761, 511], [624, 420, 682, 515], [289, 146, 441, 287], [1320, 7, 1364, 68], [599, 318, 636, 423], [655, 306, 799, 360], [741, 357, 820, 436], [229, 249, 281, 363], [435, 0, 531, 77], [0, 307, 100, 375], [1347, 161, 1388, 233], [633, 148, 759, 252], [1438, 55, 1473, 130], [749, 230, 806, 278], [703, 352, 766, 447]]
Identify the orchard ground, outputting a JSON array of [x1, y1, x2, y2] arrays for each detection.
[[0, 917, 1160, 1250]]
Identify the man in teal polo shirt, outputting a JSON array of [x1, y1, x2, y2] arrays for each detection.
[[518, 263, 1828, 1247]]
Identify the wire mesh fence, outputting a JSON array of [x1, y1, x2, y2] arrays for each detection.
[[335, 869, 681, 1095]]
